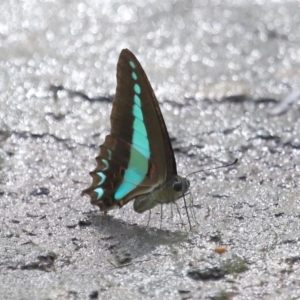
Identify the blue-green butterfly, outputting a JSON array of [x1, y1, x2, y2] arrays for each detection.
[[83, 49, 190, 214]]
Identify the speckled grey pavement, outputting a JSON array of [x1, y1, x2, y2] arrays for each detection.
[[1, 1, 300, 299]]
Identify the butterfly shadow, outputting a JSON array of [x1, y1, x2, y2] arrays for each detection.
[[90, 213, 189, 266]]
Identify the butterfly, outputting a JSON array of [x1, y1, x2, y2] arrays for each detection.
[[82, 49, 190, 216]]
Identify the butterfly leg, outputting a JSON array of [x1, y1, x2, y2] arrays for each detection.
[[183, 194, 192, 231], [146, 209, 151, 228], [170, 202, 174, 220], [160, 204, 163, 230], [188, 192, 199, 226], [174, 201, 187, 231]]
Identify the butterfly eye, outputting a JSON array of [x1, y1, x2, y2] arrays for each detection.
[[173, 181, 183, 192]]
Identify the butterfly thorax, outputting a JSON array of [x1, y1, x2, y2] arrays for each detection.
[[133, 175, 190, 213]]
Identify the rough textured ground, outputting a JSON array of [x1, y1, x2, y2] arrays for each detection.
[[1, 0, 300, 299]]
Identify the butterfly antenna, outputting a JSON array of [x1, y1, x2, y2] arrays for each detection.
[[186, 158, 238, 178]]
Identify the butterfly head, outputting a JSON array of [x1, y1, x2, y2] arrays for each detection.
[[173, 176, 190, 193]]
